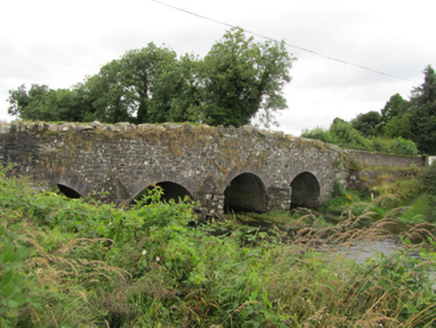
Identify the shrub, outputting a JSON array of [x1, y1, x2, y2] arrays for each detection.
[[302, 119, 419, 155], [0, 166, 435, 326], [301, 127, 335, 143]]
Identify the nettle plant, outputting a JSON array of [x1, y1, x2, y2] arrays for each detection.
[[0, 227, 40, 326]]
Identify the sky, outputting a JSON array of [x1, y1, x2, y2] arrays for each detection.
[[1, 0, 434, 136]]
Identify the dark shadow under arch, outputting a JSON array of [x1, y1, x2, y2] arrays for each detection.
[[224, 173, 267, 213], [290, 172, 320, 209], [131, 181, 193, 205], [58, 184, 82, 199]]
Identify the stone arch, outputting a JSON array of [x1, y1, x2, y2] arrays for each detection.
[[128, 171, 195, 203], [224, 172, 267, 213], [131, 181, 193, 204], [56, 174, 92, 199], [290, 171, 321, 209], [57, 184, 82, 199], [130, 172, 195, 205]]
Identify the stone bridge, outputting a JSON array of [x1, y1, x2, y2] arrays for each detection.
[[0, 121, 346, 216]]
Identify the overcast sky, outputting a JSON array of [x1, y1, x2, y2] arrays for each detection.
[[1, 0, 434, 135]]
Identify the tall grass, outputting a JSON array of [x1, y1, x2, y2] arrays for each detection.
[[0, 167, 435, 327]]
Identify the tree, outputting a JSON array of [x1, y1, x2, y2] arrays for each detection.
[[7, 84, 30, 117], [380, 93, 408, 126], [408, 65, 436, 154], [8, 84, 51, 120], [8, 29, 294, 128], [383, 112, 413, 140], [379, 93, 411, 140], [7, 84, 86, 122], [82, 43, 183, 123], [200, 28, 294, 127], [351, 111, 382, 137], [147, 54, 201, 123]]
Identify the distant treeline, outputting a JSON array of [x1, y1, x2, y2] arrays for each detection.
[[302, 65, 436, 155]]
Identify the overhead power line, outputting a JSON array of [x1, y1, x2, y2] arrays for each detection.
[[151, 0, 420, 84]]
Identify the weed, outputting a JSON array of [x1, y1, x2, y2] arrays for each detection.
[[0, 166, 435, 326]]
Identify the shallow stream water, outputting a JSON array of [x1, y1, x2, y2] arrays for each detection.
[[322, 238, 436, 289]]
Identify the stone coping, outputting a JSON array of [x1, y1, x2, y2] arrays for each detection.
[[0, 120, 339, 150]]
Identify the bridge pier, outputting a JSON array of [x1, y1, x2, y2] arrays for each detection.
[[266, 186, 292, 212], [196, 185, 292, 217], [196, 192, 225, 217]]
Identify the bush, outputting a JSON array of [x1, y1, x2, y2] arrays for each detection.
[[422, 162, 436, 195], [392, 137, 419, 155], [330, 120, 373, 150], [0, 166, 435, 326], [421, 163, 436, 222], [371, 136, 419, 155], [301, 127, 335, 143], [302, 120, 419, 155]]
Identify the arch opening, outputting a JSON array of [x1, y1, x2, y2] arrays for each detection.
[[58, 184, 82, 199], [132, 181, 192, 205], [290, 172, 320, 209], [224, 173, 267, 213]]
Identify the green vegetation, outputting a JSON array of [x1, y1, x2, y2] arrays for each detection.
[[319, 163, 436, 227], [421, 162, 436, 222], [1, 165, 435, 327], [302, 118, 419, 155], [7, 28, 294, 129], [303, 65, 436, 155]]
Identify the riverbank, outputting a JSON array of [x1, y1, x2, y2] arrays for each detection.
[[1, 167, 435, 327]]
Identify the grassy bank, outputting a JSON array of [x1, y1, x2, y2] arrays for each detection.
[[1, 168, 435, 327]]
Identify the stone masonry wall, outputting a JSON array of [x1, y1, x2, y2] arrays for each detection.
[[0, 121, 344, 216], [347, 149, 427, 168]]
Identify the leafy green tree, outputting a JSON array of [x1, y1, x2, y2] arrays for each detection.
[[383, 112, 414, 140], [7, 44, 195, 124], [8, 84, 50, 120], [147, 54, 201, 123], [79, 44, 181, 123], [8, 84, 87, 122], [7, 84, 30, 117], [200, 28, 294, 127], [303, 67, 436, 155], [380, 93, 408, 127], [408, 65, 436, 154], [351, 111, 382, 137], [8, 29, 293, 128], [380, 93, 413, 139], [85, 59, 130, 123]]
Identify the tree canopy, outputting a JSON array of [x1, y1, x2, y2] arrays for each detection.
[[351, 111, 382, 138], [8, 28, 294, 128], [380, 65, 436, 154], [380, 93, 408, 126], [302, 64, 436, 155], [408, 65, 436, 154], [200, 29, 292, 127]]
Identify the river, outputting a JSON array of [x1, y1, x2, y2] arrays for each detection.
[[322, 238, 436, 289]]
